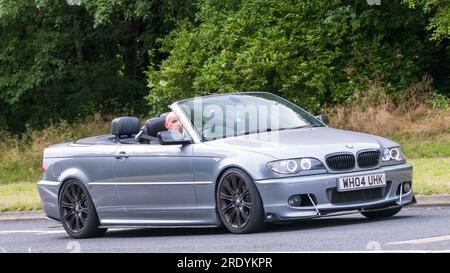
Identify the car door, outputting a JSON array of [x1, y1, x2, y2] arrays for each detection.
[[113, 143, 195, 216]]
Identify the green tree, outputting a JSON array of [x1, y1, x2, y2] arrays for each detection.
[[146, 0, 431, 115], [0, 0, 197, 132], [407, 0, 450, 40], [406, 0, 450, 93], [74, 0, 197, 80]]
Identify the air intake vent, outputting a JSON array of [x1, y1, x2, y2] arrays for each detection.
[[326, 182, 390, 204], [326, 153, 355, 171]]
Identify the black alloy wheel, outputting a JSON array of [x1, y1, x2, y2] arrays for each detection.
[[59, 180, 107, 239], [217, 168, 265, 233]]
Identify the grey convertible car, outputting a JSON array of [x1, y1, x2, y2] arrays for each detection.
[[37, 92, 416, 238]]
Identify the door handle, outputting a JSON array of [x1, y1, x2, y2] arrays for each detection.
[[114, 151, 129, 159]]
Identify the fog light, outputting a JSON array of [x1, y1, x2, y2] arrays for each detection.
[[288, 195, 302, 207], [403, 182, 411, 193]]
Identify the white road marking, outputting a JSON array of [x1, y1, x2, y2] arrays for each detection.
[[0, 229, 66, 235], [35, 230, 68, 235], [386, 235, 450, 245], [0, 227, 129, 235]]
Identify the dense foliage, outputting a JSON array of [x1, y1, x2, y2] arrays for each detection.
[[0, 0, 196, 131], [147, 0, 448, 114], [0, 0, 449, 131]]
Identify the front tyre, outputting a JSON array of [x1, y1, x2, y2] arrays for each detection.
[[216, 168, 265, 234], [59, 179, 107, 239], [360, 207, 402, 219]]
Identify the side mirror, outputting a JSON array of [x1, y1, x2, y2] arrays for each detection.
[[314, 114, 328, 125], [157, 131, 192, 145]]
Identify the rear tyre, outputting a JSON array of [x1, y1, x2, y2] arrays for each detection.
[[360, 207, 402, 219], [216, 168, 266, 234], [59, 179, 107, 239]]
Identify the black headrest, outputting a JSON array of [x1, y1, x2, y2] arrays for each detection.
[[145, 115, 167, 137], [111, 117, 140, 137]]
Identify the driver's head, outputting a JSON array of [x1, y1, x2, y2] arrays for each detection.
[[165, 112, 183, 133]]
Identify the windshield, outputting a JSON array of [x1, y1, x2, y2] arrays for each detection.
[[177, 92, 324, 141]]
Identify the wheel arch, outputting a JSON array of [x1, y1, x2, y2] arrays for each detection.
[[56, 175, 106, 238], [57, 177, 87, 205], [57, 168, 90, 202], [214, 165, 256, 194], [56, 172, 97, 216], [213, 165, 266, 215]]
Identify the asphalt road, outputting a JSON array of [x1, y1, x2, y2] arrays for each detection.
[[0, 206, 449, 253]]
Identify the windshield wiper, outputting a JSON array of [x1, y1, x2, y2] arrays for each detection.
[[278, 125, 314, 131], [241, 125, 314, 136]]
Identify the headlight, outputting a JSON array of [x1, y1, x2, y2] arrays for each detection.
[[300, 158, 312, 170], [266, 158, 324, 174], [382, 149, 391, 161], [286, 160, 298, 172], [382, 147, 404, 162], [390, 147, 401, 160]]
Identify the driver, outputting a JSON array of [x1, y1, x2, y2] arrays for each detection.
[[165, 112, 184, 134]]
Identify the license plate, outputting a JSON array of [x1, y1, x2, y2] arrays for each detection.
[[338, 173, 386, 192]]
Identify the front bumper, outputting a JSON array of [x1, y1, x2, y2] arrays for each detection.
[[254, 163, 415, 221]]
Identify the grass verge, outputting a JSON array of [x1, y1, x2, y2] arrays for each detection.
[[0, 183, 42, 212], [391, 134, 450, 159], [409, 158, 450, 195]]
